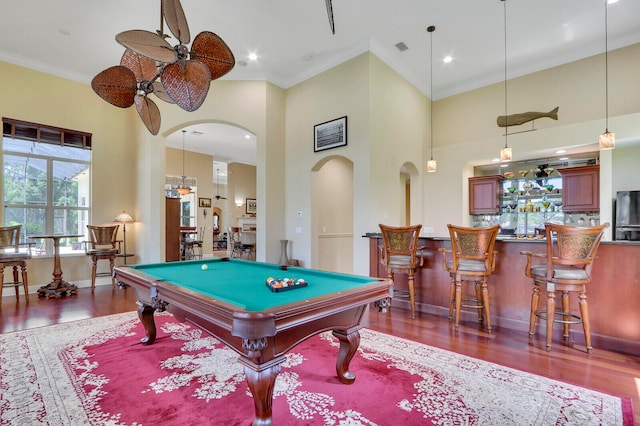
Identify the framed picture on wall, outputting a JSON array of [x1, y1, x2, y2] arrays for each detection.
[[314, 116, 347, 152], [246, 198, 257, 215], [198, 198, 211, 208]]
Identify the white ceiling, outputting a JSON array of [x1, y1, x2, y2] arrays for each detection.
[[2, 0, 639, 167]]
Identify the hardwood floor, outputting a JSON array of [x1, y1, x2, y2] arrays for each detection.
[[1, 285, 639, 423]]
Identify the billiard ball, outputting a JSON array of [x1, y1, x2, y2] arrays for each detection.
[[201, 264, 208, 270]]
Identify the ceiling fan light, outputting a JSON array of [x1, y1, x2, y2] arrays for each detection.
[[599, 130, 615, 150]]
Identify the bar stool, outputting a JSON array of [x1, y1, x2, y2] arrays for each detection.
[[521, 222, 608, 353], [0, 225, 30, 304], [439, 224, 500, 331], [378, 224, 424, 319]]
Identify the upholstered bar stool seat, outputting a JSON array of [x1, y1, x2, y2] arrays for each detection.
[[379, 224, 424, 319], [439, 224, 500, 332], [521, 222, 609, 353]]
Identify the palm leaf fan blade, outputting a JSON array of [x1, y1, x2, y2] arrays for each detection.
[[91, 66, 137, 108], [161, 61, 211, 111], [191, 31, 235, 80], [134, 94, 161, 135], [162, 0, 190, 44], [120, 49, 159, 82], [116, 30, 177, 64], [152, 81, 175, 104]]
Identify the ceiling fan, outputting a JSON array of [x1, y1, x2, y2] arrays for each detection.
[[325, 0, 335, 34], [91, 0, 235, 135], [214, 168, 227, 200]]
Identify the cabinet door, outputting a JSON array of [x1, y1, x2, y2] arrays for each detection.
[[469, 176, 502, 214], [559, 165, 599, 212]]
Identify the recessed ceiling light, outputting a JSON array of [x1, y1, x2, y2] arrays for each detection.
[[559, 157, 569, 160], [500, 164, 509, 168], [555, 149, 566, 154], [248, 53, 258, 61], [492, 158, 501, 162], [443, 56, 453, 64], [245, 134, 250, 139]]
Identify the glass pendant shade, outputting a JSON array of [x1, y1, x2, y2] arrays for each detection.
[[427, 159, 437, 173], [500, 146, 512, 161], [599, 131, 615, 150]]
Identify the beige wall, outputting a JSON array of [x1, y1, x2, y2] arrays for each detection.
[[426, 43, 640, 239], [228, 162, 257, 227], [0, 61, 139, 288], [2, 40, 639, 289], [165, 146, 214, 255], [136, 79, 286, 264]]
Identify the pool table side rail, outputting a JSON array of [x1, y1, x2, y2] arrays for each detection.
[[114, 265, 393, 360]]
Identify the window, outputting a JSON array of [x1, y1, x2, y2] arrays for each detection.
[[2, 118, 91, 256]]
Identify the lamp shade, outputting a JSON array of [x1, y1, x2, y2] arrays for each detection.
[[599, 131, 615, 150], [427, 159, 437, 173], [114, 211, 135, 223], [500, 146, 513, 161]]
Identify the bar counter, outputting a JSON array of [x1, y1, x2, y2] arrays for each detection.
[[366, 234, 640, 355]]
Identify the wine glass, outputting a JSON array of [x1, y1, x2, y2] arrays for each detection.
[[544, 167, 554, 176], [508, 202, 518, 212], [553, 200, 562, 212], [519, 170, 529, 178], [508, 186, 517, 194], [542, 200, 551, 212]]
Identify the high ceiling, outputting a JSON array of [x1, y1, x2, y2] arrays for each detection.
[[2, 0, 639, 166]]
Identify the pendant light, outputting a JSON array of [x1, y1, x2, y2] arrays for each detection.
[[499, 0, 512, 162], [427, 25, 437, 173], [599, 0, 615, 150], [177, 130, 191, 195]]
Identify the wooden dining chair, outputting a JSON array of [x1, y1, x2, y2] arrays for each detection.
[[521, 222, 609, 353], [439, 224, 500, 332], [85, 225, 120, 293], [378, 224, 424, 319], [0, 225, 30, 304]]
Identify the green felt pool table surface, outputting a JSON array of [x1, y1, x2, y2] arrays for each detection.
[[127, 257, 382, 311]]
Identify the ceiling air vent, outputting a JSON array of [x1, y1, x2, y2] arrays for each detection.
[[395, 42, 409, 52]]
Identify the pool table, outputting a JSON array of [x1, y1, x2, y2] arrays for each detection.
[[113, 257, 392, 426]]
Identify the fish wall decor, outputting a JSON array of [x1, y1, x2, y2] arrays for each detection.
[[497, 106, 559, 127]]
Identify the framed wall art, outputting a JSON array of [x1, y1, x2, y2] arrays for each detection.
[[314, 116, 347, 152], [198, 198, 211, 208], [246, 198, 257, 215]]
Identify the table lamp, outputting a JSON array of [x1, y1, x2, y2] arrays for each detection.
[[113, 211, 135, 264]]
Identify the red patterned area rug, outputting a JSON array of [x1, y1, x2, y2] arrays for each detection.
[[0, 312, 634, 425]]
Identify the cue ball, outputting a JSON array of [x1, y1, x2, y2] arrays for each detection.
[[201, 264, 208, 270]]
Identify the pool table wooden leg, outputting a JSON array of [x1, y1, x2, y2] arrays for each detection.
[[241, 357, 284, 426], [332, 328, 361, 384], [136, 302, 156, 345]]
